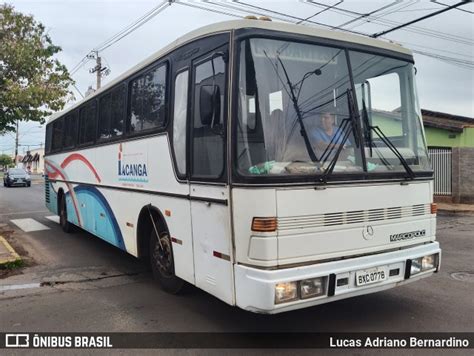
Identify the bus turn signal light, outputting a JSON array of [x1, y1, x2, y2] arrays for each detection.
[[430, 203, 438, 214], [251, 217, 277, 232]]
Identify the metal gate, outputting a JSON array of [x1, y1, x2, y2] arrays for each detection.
[[428, 147, 452, 196]]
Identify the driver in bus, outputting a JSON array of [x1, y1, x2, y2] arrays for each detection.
[[312, 112, 349, 161]]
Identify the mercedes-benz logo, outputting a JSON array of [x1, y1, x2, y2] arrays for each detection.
[[362, 225, 374, 240]]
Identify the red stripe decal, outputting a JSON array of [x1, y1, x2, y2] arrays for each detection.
[[61, 153, 101, 183], [45, 161, 82, 226]]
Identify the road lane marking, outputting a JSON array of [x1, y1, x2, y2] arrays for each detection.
[[0, 210, 49, 217], [0, 283, 41, 292], [45, 216, 60, 224], [10, 218, 50, 232]]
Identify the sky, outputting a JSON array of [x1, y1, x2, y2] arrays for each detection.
[[1, 0, 473, 156]]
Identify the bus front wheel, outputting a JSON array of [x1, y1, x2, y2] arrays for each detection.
[[149, 228, 184, 294], [59, 194, 73, 233]]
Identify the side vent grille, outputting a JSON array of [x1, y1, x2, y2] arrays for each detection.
[[412, 204, 427, 216], [44, 175, 50, 204], [387, 206, 402, 220], [368, 208, 384, 222], [277, 203, 431, 231], [324, 212, 343, 226]]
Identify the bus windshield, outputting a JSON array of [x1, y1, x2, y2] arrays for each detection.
[[236, 38, 430, 179]]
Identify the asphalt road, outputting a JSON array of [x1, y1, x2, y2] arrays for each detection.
[[0, 183, 473, 337]]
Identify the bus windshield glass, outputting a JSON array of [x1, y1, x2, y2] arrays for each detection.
[[236, 38, 430, 179]]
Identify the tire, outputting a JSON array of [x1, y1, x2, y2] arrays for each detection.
[[59, 194, 73, 233], [149, 227, 184, 294], [27, 182, 31, 187]]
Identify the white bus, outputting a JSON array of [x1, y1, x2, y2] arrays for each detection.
[[44, 19, 440, 313]]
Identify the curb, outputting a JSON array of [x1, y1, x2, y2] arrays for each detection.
[[438, 209, 474, 215], [0, 235, 21, 266]]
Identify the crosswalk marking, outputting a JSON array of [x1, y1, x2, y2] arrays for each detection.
[[45, 215, 60, 224], [10, 218, 50, 232]]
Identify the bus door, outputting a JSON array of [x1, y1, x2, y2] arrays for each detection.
[[189, 47, 233, 305]]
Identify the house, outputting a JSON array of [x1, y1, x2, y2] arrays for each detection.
[[422, 109, 474, 148], [370, 108, 473, 203], [422, 110, 474, 204], [21, 147, 44, 174]]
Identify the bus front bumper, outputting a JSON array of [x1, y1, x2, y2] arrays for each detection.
[[234, 242, 441, 314]]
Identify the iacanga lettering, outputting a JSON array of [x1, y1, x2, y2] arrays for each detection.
[[118, 161, 148, 177]]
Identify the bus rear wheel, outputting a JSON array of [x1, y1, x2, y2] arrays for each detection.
[[59, 194, 73, 233], [149, 228, 184, 294]]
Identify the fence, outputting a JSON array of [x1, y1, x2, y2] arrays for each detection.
[[428, 147, 452, 196]]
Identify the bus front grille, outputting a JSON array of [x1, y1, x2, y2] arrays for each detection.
[[277, 203, 431, 231]]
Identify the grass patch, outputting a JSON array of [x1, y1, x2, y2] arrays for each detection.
[[0, 258, 24, 270]]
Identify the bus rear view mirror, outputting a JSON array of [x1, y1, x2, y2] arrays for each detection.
[[200, 85, 220, 127]]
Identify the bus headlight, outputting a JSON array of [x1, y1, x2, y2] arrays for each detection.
[[410, 257, 422, 275], [275, 282, 298, 304], [422, 254, 436, 270], [300, 277, 326, 299], [410, 254, 438, 276]]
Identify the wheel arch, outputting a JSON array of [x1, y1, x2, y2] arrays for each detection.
[[136, 204, 169, 260]]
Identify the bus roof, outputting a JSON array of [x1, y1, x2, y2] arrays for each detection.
[[48, 19, 412, 123]]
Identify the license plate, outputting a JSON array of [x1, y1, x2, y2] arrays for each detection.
[[356, 266, 388, 286]]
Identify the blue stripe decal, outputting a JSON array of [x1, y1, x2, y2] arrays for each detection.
[[66, 185, 126, 251]]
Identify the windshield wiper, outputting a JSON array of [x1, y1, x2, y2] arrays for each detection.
[[361, 100, 415, 179], [320, 89, 361, 182], [276, 56, 319, 164]]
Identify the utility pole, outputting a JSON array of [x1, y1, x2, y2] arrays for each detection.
[[89, 51, 110, 90], [14, 120, 19, 164], [96, 55, 102, 89]]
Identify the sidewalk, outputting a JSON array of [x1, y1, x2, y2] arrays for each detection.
[[437, 202, 474, 215], [0, 235, 21, 267]]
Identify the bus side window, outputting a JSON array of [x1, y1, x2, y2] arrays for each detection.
[[45, 124, 52, 154], [129, 64, 167, 134], [111, 85, 125, 137], [79, 101, 97, 145], [192, 54, 226, 179], [99, 93, 112, 140], [173, 70, 189, 176], [51, 118, 64, 152], [63, 111, 78, 149]]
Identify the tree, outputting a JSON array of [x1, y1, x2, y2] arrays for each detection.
[[0, 153, 13, 168], [0, 4, 74, 133]]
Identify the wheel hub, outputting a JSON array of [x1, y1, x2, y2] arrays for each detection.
[[153, 234, 173, 277]]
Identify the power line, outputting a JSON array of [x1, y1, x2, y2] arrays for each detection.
[[343, 1, 418, 30], [69, 0, 171, 78], [72, 83, 84, 99], [372, 1, 471, 38], [412, 49, 474, 69], [395, 40, 473, 58], [432, 0, 474, 14], [92, 3, 168, 52], [94, 0, 170, 52], [174, 1, 242, 19], [335, 1, 403, 30], [296, 0, 343, 24], [65, 0, 172, 96], [230, 0, 371, 36], [306, 0, 474, 46], [185, 0, 473, 71]]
